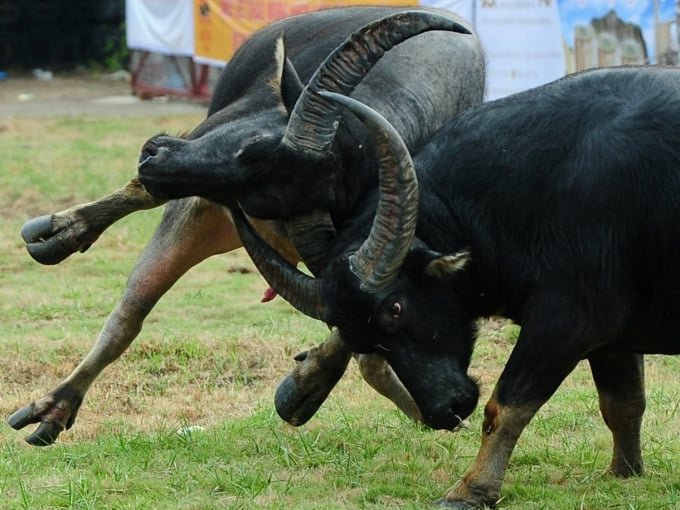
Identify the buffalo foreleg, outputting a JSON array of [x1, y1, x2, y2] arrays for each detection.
[[275, 329, 352, 426], [8, 197, 237, 445], [437, 391, 539, 509], [275, 330, 422, 426], [21, 178, 166, 265], [437, 298, 589, 508], [588, 351, 645, 477]]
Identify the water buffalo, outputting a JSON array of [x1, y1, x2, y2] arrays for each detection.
[[9, 7, 485, 445], [230, 66, 680, 508]]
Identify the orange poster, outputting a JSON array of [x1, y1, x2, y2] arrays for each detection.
[[193, 0, 415, 65]]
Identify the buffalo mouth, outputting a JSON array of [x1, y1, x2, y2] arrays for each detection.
[[420, 391, 478, 430], [379, 351, 480, 431]]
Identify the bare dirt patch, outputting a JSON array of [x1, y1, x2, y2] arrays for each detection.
[[0, 72, 206, 118]]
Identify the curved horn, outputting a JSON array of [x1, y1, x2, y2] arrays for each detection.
[[319, 91, 418, 293], [283, 212, 336, 276], [231, 206, 330, 322], [282, 11, 471, 157]]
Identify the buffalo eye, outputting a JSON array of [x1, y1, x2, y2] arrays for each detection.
[[378, 297, 404, 333], [390, 302, 402, 318]]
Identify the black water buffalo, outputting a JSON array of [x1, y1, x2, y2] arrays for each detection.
[[228, 66, 680, 508], [9, 7, 485, 445]]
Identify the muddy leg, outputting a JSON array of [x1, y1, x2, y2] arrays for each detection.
[[588, 351, 645, 477], [9, 198, 237, 445]]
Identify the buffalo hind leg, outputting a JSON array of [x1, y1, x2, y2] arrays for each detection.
[[588, 351, 645, 477], [8, 197, 238, 445]]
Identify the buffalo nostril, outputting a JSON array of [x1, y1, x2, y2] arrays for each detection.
[[138, 153, 154, 170], [143, 140, 159, 156], [138, 141, 160, 169]]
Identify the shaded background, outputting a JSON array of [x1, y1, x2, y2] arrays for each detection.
[[0, 0, 126, 71]]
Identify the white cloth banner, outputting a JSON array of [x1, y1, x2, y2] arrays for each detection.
[[474, 0, 564, 100], [126, 0, 194, 56], [423, 0, 565, 99]]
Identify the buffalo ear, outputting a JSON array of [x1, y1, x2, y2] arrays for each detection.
[[425, 250, 471, 279], [272, 35, 304, 113], [404, 247, 471, 280]]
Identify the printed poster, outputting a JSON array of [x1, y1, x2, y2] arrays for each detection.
[[193, 0, 416, 66], [478, 0, 679, 99], [188, 0, 679, 95]]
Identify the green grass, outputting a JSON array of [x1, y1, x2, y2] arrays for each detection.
[[1, 114, 680, 509]]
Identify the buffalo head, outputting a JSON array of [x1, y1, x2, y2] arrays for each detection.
[[233, 92, 480, 430], [136, 11, 471, 223]]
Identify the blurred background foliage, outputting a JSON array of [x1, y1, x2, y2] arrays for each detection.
[[0, 0, 127, 71]]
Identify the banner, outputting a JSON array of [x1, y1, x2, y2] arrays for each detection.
[[193, 0, 416, 66], [478, 0, 679, 99], [476, 0, 565, 100], [128, 1, 680, 98], [126, 0, 195, 56]]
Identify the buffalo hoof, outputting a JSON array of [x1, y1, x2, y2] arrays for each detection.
[[8, 405, 65, 446], [8, 386, 83, 446], [275, 331, 352, 426], [21, 214, 87, 265]]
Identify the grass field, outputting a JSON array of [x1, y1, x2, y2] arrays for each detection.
[[1, 114, 679, 509]]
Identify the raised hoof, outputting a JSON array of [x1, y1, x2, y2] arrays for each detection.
[[274, 363, 344, 426], [21, 215, 74, 265], [7, 404, 37, 430], [275, 331, 351, 426], [8, 405, 64, 446], [25, 422, 65, 446], [21, 214, 54, 244]]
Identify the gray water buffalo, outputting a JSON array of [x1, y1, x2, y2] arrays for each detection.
[[231, 66, 680, 507], [10, 7, 485, 445]]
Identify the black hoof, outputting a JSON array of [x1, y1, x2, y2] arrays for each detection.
[[8, 404, 38, 430], [274, 333, 351, 426], [21, 215, 73, 265], [275, 371, 333, 426], [8, 405, 64, 446], [21, 215, 54, 244], [25, 422, 64, 446]]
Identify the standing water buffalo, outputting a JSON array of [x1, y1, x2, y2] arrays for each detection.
[[226, 66, 680, 508], [9, 7, 485, 445]]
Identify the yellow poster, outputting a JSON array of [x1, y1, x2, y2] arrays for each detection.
[[194, 0, 415, 65]]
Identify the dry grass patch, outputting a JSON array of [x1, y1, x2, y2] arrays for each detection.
[[1, 113, 680, 509]]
